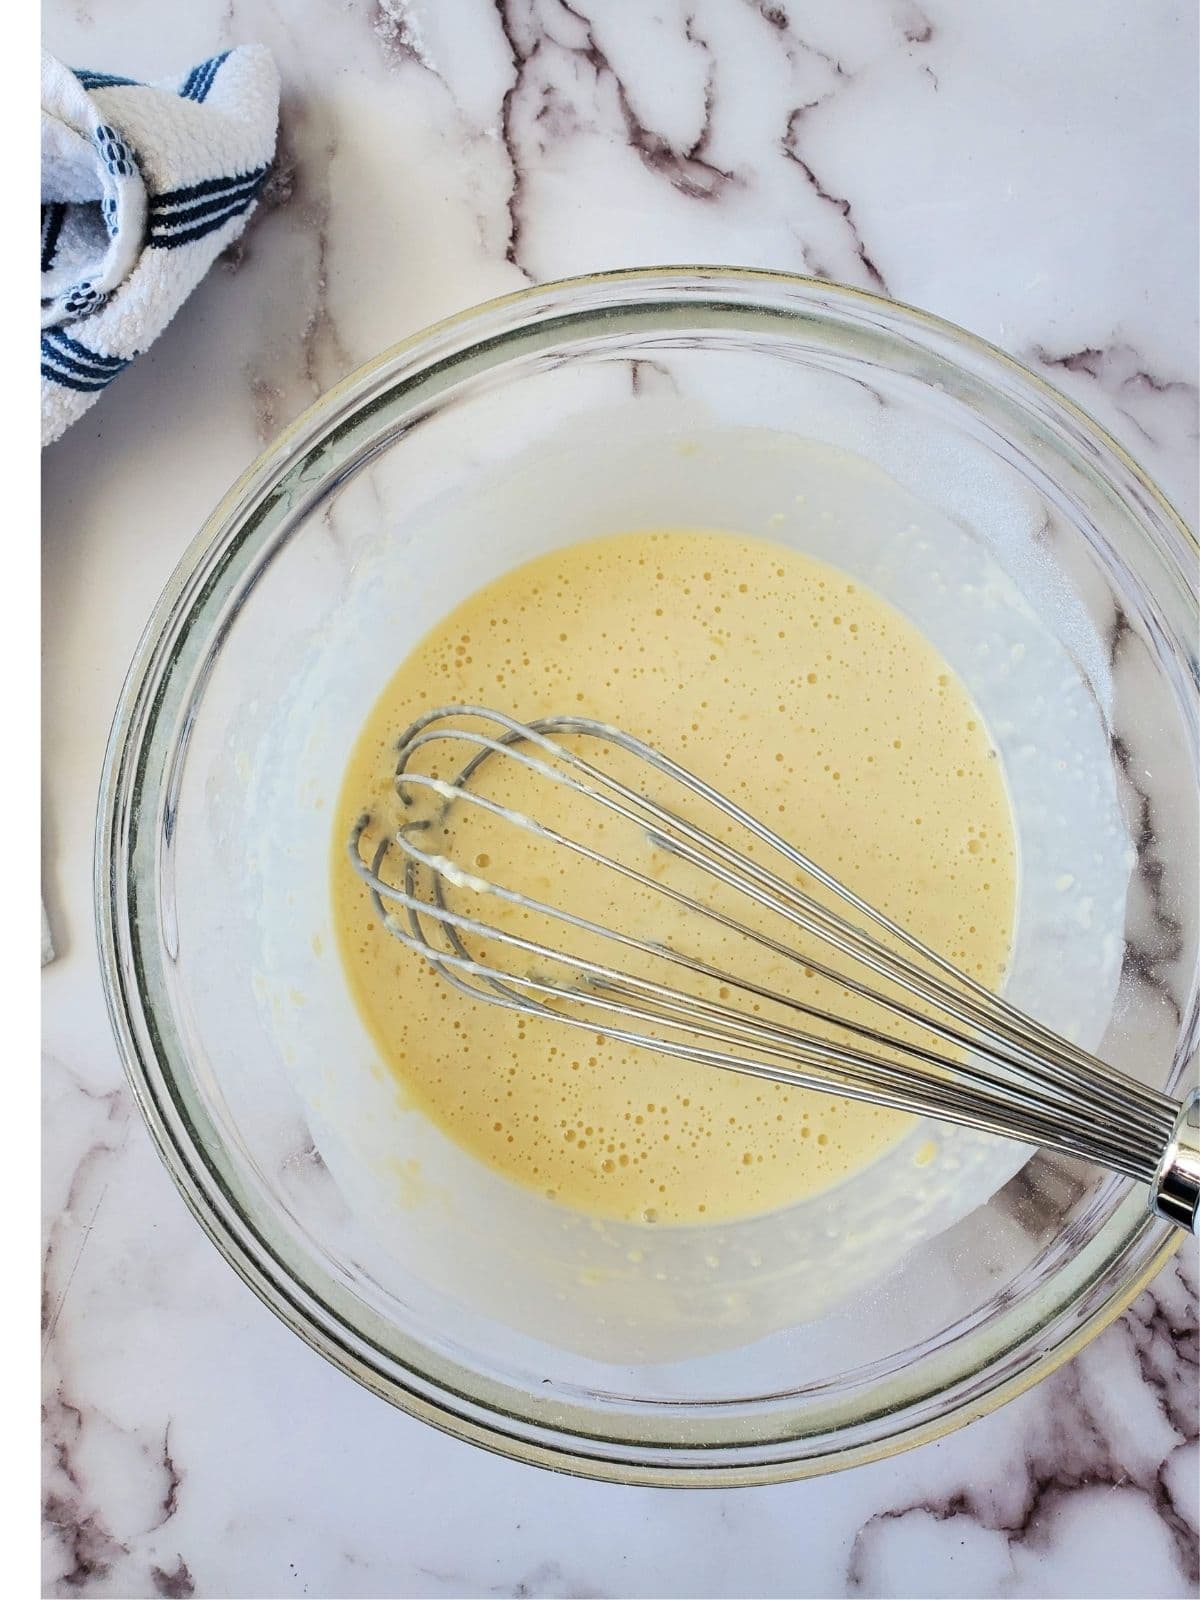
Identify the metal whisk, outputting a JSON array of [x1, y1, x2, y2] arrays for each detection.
[[349, 705, 1199, 1233]]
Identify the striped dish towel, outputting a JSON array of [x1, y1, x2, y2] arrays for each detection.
[[41, 45, 280, 446], [40, 46, 279, 965]]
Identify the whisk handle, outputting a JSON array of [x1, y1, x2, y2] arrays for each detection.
[[1149, 1090, 1200, 1233]]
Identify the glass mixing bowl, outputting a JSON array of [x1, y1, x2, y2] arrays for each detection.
[[97, 268, 1198, 1484]]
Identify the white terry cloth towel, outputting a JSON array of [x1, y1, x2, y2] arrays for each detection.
[[41, 45, 279, 447], [40, 46, 279, 963]]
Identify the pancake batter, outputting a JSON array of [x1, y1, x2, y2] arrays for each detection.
[[333, 529, 1016, 1224]]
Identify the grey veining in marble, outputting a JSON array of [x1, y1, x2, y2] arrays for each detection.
[[42, 1, 1198, 1595]]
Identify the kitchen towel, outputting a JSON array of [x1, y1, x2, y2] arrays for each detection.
[[40, 44, 280, 447], [40, 45, 279, 963]]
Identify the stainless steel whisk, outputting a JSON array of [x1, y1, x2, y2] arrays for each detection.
[[349, 705, 1199, 1233]]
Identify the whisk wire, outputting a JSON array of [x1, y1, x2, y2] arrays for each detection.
[[348, 706, 1197, 1226], [384, 776, 1155, 1150], [400, 711, 1171, 1125], [391, 721, 1172, 1140], [353, 824, 1163, 1180]]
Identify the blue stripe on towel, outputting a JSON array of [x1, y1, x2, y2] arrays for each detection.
[[40, 204, 66, 272], [179, 52, 230, 103], [41, 358, 112, 392], [154, 177, 265, 224], [148, 199, 257, 248], [153, 185, 258, 229], [41, 331, 131, 392], [43, 329, 130, 371], [151, 167, 268, 212], [75, 69, 141, 89], [92, 124, 137, 179], [147, 165, 268, 248]]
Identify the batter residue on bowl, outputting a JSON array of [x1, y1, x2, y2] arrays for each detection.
[[333, 529, 1016, 1225]]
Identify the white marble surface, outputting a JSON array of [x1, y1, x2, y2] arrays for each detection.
[[42, 3, 1199, 1596]]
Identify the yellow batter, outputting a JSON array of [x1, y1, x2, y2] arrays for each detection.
[[333, 530, 1016, 1225]]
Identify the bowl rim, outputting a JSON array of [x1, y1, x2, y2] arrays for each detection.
[[95, 265, 1192, 1486]]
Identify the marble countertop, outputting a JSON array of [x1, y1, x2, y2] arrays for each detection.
[[42, 2, 1198, 1596]]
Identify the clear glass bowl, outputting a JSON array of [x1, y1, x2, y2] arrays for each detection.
[[97, 268, 1198, 1485]]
